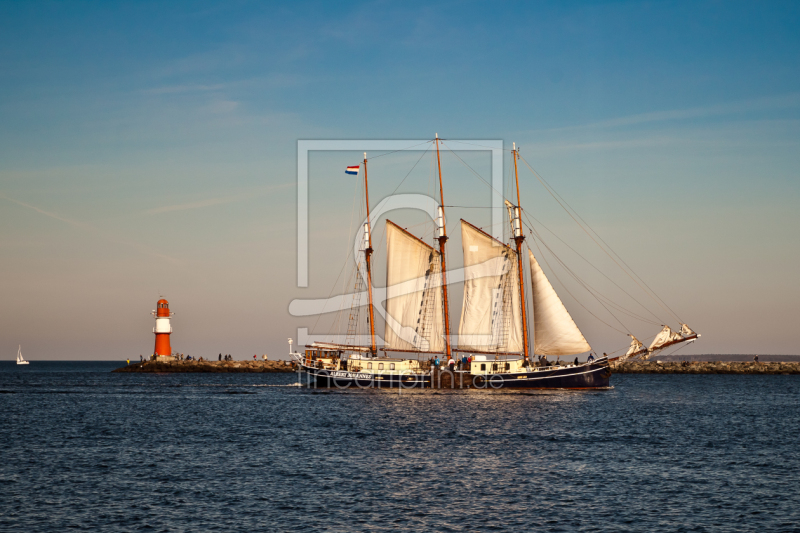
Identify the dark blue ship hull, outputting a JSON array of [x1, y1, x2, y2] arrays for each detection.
[[472, 357, 611, 389], [298, 357, 611, 390]]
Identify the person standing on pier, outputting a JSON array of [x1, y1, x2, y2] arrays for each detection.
[[448, 357, 455, 372]]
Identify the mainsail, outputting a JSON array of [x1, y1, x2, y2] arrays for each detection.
[[528, 250, 592, 355], [648, 325, 683, 352], [457, 221, 523, 353], [383, 221, 444, 352]]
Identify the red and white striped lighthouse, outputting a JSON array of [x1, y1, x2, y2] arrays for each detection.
[[152, 299, 173, 357]]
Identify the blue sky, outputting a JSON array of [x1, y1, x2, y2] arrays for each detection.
[[1, 1, 799, 359]]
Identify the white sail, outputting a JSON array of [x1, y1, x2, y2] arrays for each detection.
[[16, 345, 28, 365], [680, 323, 696, 337], [458, 221, 523, 353], [648, 325, 683, 351], [383, 221, 444, 352], [626, 335, 644, 357], [528, 250, 592, 355]]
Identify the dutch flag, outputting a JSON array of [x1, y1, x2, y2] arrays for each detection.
[[345, 165, 360, 175]]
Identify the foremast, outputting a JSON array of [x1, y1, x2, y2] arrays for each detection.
[[434, 134, 453, 358], [511, 144, 531, 362], [363, 153, 377, 357]]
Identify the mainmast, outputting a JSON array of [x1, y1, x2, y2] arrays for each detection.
[[363, 153, 377, 356], [512, 143, 531, 361], [434, 134, 453, 357]]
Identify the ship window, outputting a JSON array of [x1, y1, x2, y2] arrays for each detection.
[[378, 363, 384, 370], [368, 362, 372, 369], [505, 363, 510, 370], [390, 363, 395, 370], [481, 363, 486, 371], [492, 363, 498, 371]]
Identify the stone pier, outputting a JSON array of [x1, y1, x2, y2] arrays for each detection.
[[114, 359, 295, 373], [612, 360, 800, 374]]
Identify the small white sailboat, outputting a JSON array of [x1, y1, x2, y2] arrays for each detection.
[[16, 345, 29, 365]]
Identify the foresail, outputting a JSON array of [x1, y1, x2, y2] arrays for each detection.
[[626, 335, 644, 357], [528, 250, 592, 355], [384, 221, 444, 352], [457, 221, 523, 353], [648, 325, 683, 352]]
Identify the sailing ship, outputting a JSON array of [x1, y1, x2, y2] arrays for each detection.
[[293, 136, 699, 389], [16, 345, 29, 365]]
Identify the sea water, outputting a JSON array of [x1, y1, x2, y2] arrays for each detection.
[[1, 361, 798, 532]]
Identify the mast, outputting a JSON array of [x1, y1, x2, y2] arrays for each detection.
[[434, 134, 453, 358], [512, 143, 531, 361], [363, 153, 377, 356]]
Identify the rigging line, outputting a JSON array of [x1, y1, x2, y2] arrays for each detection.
[[442, 205, 499, 209], [528, 237, 628, 335], [528, 244, 663, 327], [440, 140, 655, 330], [373, 218, 432, 259], [312, 170, 362, 337], [443, 139, 515, 152], [440, 141, 503, 197], [661, 341, 691, 358], [438, 141, 526, 234], [528, 227, 657, 329], [528, 225, 634, 332], [518, 155, 683, 324], [332, 171, 368, 339], [520, 210, 663, 325], [388, 144, 432, 196], [530, 231, 632, 334], [606, 344, 631, 356], [440, 140, 662, 329], [519, 155, 665, 312], [365, 140, 433, 161], [520, 156, 667, 315]]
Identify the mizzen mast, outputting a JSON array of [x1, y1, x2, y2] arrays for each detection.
[[434, 134, 453, 357], [363, 153, 377, 356], [512, 143, 531, 362]]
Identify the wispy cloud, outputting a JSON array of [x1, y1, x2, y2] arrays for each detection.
[[0, 194, 181, 263], [143, 182, 293, 215], [0, 195, 95, 231], [143, 83, 228, 95], [145, 195, 243, 215], [142, 73, 308, 96], [544, 92, 800, 133]]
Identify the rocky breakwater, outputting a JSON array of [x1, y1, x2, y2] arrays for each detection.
[[114, 360, 295, 373], [613, 360, 800, 375]]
